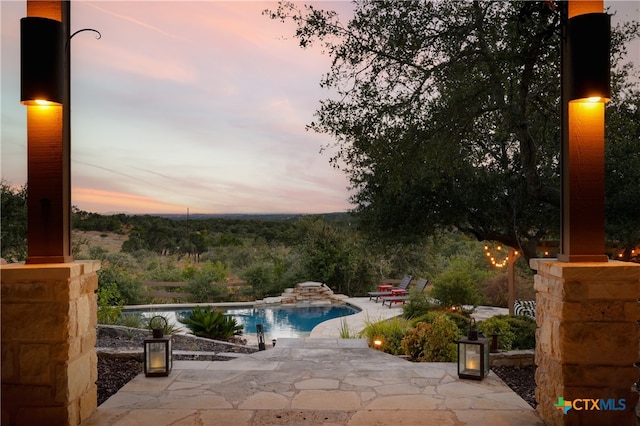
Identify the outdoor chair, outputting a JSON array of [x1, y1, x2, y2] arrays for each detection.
[[381, 278, 429, 308], [514, 299, 536, 319], [367, 275, 412, 302]]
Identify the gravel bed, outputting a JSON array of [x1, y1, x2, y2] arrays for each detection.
[[97, 325, 257, 353], [97, 357, 142, 406], [492, 365, 537, 408]]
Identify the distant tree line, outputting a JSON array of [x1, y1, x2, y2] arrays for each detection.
[[0, 185, 536, 310], [1, 179, 635, 313]]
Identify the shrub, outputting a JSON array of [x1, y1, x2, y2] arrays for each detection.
[[360, 316, 410, 355], [296, 216, 378, 296], [144, 260, 182, 281], [498, 315, 536, 349], [97, 265, 143, 304], [402, 291, 436, 319], [117, 312, 145, 328], [480, 275, 510, 308], [431, 269, 482, 308], [479, 269, 535, 308], [88, 245, 109, 261], [444, 311, 472, 334], [178, 306, 243, 340], [477, 316, 515, 350], [401, 313, 458, 362], [187, 276, 227, 302], [423, 314, 458, 361], [96, 282, 124, 325], [401, 322, 432, 360], [185, 261, 229, 302], [242, 262, 277, 299]]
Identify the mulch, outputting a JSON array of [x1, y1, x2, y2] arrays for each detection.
[[98, 358, 143, 405]]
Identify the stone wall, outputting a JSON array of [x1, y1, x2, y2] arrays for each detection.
[[490, 350, 535, 367], [1, 261, 100, 426], [281, 281, 335, 304], [256, 281, 348, 306], [532, 259, 640, 426]]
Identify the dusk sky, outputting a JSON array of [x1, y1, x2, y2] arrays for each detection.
[[1, 1, 638, 215]]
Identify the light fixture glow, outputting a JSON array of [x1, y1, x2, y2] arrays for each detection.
[[21, 99, 60, 106], [34, 99, 57, 106], [570, 96, 609, 104]]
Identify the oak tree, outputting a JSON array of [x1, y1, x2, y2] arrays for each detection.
[[267, 0, 639, 260]]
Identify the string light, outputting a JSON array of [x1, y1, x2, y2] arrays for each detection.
[[484, 243, 518, 268]]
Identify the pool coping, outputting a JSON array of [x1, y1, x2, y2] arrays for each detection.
[[123, 300, 362, 312]]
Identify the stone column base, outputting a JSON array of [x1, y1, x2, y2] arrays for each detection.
[[531, 259, 639, 426], [1, 261, 100, 426]]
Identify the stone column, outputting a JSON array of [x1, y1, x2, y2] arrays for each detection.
[[1, 261, 100, 425], [532, 259, 639, 425]]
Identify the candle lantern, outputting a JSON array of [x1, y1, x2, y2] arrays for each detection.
[[457, 319, 490, 380], [144, 316, 172, 377]]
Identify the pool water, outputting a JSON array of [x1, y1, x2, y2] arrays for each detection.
[[128, 304, 360, 339], [224, 305, 359, 338]]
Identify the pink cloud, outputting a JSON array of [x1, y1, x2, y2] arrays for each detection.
[[73, 187, 187, 214]]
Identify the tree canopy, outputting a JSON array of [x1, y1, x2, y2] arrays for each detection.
[[267, 0, 640, 260]]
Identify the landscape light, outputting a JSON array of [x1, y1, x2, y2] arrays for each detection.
[[257, 324, 266, 351]]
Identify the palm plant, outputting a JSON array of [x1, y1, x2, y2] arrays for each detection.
[[178, 306, 243, 340]]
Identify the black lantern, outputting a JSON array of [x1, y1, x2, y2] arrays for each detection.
[[257, 324, 266, 351], [144, 316, 172, 377], [566, 13, 611, 102], [20, 16, 64, 105], [457, 319, 490, 380]]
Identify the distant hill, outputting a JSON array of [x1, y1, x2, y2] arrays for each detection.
[[149, 212, 351, 221]]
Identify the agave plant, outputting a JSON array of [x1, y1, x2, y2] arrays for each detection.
[[178, 306, 243, 340], [146, 314, 181, 335]]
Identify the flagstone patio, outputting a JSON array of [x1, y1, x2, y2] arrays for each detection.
[[83, 338, 542, 425], [83, 298, 541, 425]]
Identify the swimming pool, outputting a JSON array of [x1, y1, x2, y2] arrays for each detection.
[[126, 304, 360, 339]]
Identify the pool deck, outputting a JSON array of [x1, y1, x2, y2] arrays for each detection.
[[82, 298, 538, 425]]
